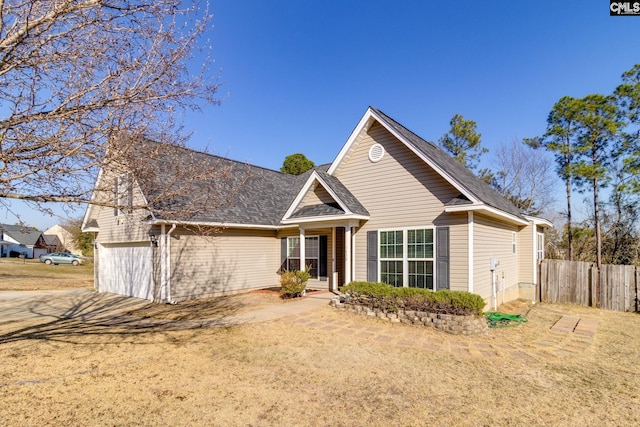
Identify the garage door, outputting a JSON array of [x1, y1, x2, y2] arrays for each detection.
[[98, 244, 153, 300]]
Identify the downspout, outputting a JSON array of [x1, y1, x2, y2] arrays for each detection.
[[166, 223, 177, 304], [160, 224, 166, 300]]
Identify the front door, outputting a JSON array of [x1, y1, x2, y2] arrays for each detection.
[[335, 227, 345, 288]]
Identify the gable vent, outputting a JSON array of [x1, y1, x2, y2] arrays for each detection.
[[368, 143, 385, 163]]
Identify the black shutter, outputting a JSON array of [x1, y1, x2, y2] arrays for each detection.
[[367, 230, 378, 282], [280, 237, 288, 272], [436, 227, 450, 290], [319, 235, 328, 279]]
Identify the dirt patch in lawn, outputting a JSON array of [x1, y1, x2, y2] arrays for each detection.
[[496, 298, 533, 316], [0, 300, 639, 426], [0, 259, 93, 291]]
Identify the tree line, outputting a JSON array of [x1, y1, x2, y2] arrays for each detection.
[[439, 64, 640, 267]]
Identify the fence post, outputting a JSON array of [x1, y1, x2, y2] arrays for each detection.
[[636, 266, 639, 313], [537, 259, 542, 303], [589, 264, 597, 308]]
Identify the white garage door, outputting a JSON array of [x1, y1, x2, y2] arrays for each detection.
[[98, 244, 153, 300]]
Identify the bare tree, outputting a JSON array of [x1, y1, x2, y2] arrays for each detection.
[[489, 139, 558, 217], [0, 0, 225, 219]]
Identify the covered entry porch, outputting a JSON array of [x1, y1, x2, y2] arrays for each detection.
[[279, 220, 363, 292]]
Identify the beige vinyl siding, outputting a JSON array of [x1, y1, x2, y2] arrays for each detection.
[[518, 222, 534, 285], [95, 181, 151, 244], [473, 214, 519, 303], [299, 185, 336, 208], [169, 228, 280, 301], [332, 122, 464, 286]]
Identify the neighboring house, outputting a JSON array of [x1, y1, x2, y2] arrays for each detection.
[[44, 224, 81, 255], [0, 224, 48, 259], [83, 107, 551, 307], [43, 234, 63, 253]]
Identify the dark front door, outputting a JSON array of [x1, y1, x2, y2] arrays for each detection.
[[335, 227, 345, 287]]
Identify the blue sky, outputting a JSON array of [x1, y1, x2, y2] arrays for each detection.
[[6, 0, 640, 229]]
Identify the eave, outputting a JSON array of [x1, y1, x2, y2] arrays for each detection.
[[523, 215, 554, 228], [281, 213, 370, 225], [445, 204, 529, 226]]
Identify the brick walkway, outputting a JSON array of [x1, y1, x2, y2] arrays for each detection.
[[287, 308, 598, 360]]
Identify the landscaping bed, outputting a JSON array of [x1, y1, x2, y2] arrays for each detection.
[[331, 299, 489, 335], [334, 281, 489, 335]]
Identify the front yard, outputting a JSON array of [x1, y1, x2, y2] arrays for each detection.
[[0, 258, 93, 291], [0, 288, 639, 425]]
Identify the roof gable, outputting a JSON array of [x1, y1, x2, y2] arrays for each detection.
[[327, 107, 526, 224], [282, 170, 369, 223]]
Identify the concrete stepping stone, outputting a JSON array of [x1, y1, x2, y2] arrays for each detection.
[[574, 318, 598, 337], [550, 315, 598, 337], [551, 315, 580, 332]]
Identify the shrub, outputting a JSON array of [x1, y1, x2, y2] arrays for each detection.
[[340, 281, 485, 316], [279, 269, 311, 299]]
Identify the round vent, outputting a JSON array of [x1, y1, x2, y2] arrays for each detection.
[[368, 143, 385, 163]]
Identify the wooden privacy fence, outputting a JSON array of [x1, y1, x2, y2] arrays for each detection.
[[538, 259, 640, 312]]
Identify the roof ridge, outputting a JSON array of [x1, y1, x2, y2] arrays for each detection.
[[370, 106, 437, 146], [141, 139, 288, 176]]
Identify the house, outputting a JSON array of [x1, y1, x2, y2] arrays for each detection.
[[0, 224, 48, 259], [44, 224, 81, 255], [42, 233, 63, 254], [82, 107, 551, 308]]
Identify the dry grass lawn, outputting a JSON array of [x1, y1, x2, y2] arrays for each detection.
[[1, 288, 639, 426], [0, 259, 93, 290]]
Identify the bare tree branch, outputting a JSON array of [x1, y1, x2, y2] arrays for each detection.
[[0, 1, 222, 220]]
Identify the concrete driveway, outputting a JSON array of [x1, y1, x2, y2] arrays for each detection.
[[0, 289, 151, 325]]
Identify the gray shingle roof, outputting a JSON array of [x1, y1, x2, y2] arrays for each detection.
[[314, 170, 369, 216], [1, 224, 44, 246], [43, 234, 62, 246], [125, 105, 523, 228], [290, 203, 344, 218], [369, 107, 525, 220], [130, 141, 309, 226]]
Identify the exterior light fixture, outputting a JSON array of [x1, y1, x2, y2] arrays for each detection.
[[148, 231, 158, 247]]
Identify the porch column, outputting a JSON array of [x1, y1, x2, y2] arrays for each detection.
[[468, 211, 474, 293], [299, 228, 306, 271], [331, 227, 337, 291], [344, 226, 351, 284]]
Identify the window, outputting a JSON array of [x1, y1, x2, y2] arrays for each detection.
[[286, 236, 319, 278], [380, 231, 403, 287], [512, 232, 517, 254], [408, 229, 434, 289], [380, 228, 434, 290], [536, 232, 544, 260]]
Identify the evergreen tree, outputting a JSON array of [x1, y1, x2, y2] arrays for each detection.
[[281, 154, 315, 175]]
